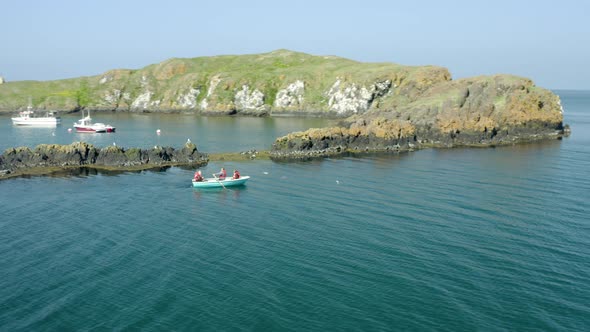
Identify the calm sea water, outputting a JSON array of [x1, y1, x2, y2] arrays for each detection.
[[1, 91, 589, 331], [0, 113, 334, 153]]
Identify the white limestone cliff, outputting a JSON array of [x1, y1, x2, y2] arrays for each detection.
[[234, 85, 265, 111], [326, 79, 391, 114], [177, 87, 201, 109], [131, 91, 153, 109], [274, 80, 305, 108]]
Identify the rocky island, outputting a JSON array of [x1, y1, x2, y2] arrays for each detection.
[[0, 49, 569, 176]]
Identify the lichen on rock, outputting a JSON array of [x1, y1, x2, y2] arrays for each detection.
[[326, 79, 392, 115], [177, 87, 201, 109], [274, 80, 305, 109], [234, 85, 266, 111]]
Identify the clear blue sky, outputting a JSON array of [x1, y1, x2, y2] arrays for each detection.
[[2, 0, 588, 89]]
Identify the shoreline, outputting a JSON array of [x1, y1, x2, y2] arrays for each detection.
[[0, 132, 568, 180], [0, 150, 270, 180], [0, 108, 346, 120]]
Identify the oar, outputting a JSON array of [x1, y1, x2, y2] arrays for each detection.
[[213, 174, 227, 190]]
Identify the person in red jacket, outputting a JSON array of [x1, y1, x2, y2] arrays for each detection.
[[216, 167, 227, 180], [233, 169, 240, 179], [193, 170, 204, 182]]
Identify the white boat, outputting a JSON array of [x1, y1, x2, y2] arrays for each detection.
[[11, 106, 61, 127], [73, 111, 115, 133]]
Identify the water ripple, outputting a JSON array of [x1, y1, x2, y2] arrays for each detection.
[[2, 96, 590, 330]]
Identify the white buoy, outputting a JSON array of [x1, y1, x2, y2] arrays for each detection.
[[156, 129, 161, 135], [67, 128, 72, 132]]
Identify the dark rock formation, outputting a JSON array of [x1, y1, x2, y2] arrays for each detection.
[[0, 141, 208, 178]]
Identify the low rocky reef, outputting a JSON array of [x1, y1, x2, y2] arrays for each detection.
[[270, 120, 569, 160], [0, 141, 208, 179]]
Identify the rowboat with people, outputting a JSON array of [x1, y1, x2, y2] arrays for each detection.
[[191, 175, 250, 188]]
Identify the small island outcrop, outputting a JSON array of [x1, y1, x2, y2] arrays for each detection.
[[271, 75, 568, 159], [0, 141, 208, 178]]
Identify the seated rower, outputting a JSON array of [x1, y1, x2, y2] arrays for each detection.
[[216, 167, 227, 180]]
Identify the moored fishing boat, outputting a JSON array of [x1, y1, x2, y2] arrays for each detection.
[[73, 110, 116, 133], [192, 176, 250, 188], [11, 106, 61, 127]]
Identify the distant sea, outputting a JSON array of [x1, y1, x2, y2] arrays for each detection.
[[1, 91, 589, 330]]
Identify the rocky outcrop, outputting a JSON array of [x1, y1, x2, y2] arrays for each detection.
[[131, 91, 153, 110], [234, 85, 266, 113], [0, 141, 208, 177], [176, 87, 201, 109], [326, 79, 392, 114], [274, 80, 305, 109], [271, 119, 420, 159], [271, 75, 568, 159]]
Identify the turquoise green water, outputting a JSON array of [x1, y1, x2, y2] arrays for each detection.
[[1, 91, 589, 330]]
